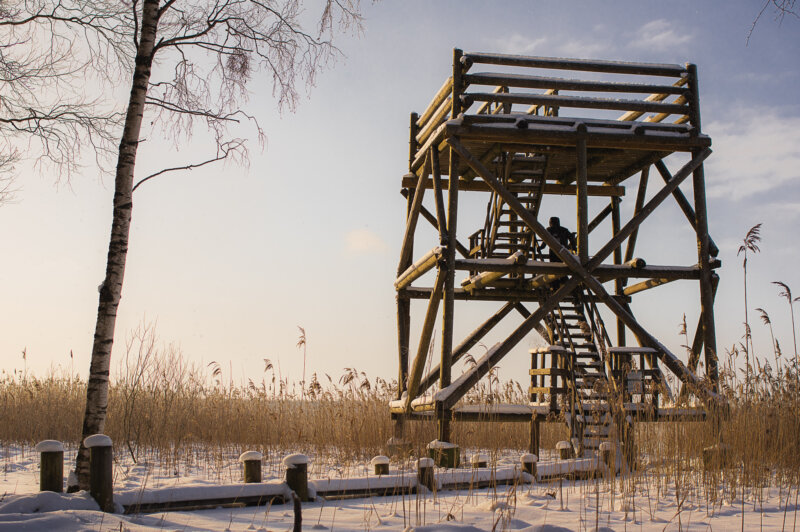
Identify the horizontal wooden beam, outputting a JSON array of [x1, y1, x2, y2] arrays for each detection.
[[394, 246, 444, 290], [402, 175, 625, 197], [447, 122, 709, 152], [454, 259, 718, 280], [462, 53, 687, 77], [622, 277, 674, 296], [464, 92, 689, 116], [465, 72, 687, 96]]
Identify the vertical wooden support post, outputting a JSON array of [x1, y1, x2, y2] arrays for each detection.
[[611, 196, 625, 346], [438, 48, 463, 443], [84, 434, 113, 512], [521, 453, 538, 477], [35, 440, 64, 493], [529, 415, 541, 456], [239, 451, 262, 483], [687, 63, 718, 391], [395, 189, 415, 440], [283, 453, 310, 502], [576, 129, 589, 264]]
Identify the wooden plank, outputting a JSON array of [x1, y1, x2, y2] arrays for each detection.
[[462, 53, 687, 77], [453, 259, 713, 280], [401, 175, 625, 196], [463, 92, 689, 115], [464, 72, 686, 95]]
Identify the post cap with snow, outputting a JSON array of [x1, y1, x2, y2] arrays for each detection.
[[84, 434, 112, 448], [555, 440, 571, 450], [282, 453, 309, 467], [239, 451, 263, 462], [426, 439, 457, 449], [520, 453, 538, 463], [370, 455, 390, 466], [35, 440, 65, 453]]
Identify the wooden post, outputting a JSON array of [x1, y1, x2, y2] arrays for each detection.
[[611, 196, 625, 346], [371, 455, 390, 475], [556, 440, 572, 460], [521, 453, 538, 477], [406, 270, 445, 408], [529, 415, 541, 456], [35, 440, 64, 493], [438, 47, 463, 443], [239, 451, 262, 483], [576, 129, 589, 264], [687, 64, 718, 389], [283, 453, 310, 502], [417, 457, 435, 491], [84, 434, 113, 512]]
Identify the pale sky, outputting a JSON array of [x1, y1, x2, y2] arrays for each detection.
[[2, 1, 799, 390]]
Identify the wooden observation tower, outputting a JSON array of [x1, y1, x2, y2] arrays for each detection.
[[390, 50, 721, 460]]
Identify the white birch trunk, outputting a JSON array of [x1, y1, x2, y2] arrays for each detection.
[[72, 0, 160, 490]]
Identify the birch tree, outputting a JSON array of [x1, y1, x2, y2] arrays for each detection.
[[37, 0, 359, 490]]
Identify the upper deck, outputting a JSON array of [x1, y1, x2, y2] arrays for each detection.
[[409, 51, 711, 189]]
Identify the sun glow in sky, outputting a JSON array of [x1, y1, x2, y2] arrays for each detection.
[[2, 1, 799, 388]]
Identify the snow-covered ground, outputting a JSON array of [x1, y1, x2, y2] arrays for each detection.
[[1, 445, 797, 531]]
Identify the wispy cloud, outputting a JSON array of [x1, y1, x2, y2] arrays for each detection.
[[345, 228, 388, 254], [629, 19, 692, 51], [484, 35, 547, 55], [705, 108, 800, 200]]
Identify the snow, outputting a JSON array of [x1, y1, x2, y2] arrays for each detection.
[[33, 441, 64, 453], [238, 451, 262, 462], [416, 457, 434, 468], [370, 455, 390, 466], [555, 441, 571, 450], [598, 442, 614, 452], [83, 434, 112, 448], [0, 444, 796, 531], [281, 453, 308, 467], [520, 453, 537, 464], [427, 440, 457, 450], [469, 454, 488, 465]]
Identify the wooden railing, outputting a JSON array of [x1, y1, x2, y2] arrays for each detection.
[[410, 50, 699, 172]]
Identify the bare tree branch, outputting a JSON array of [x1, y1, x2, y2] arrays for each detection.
[[131, 138, 245, 192]]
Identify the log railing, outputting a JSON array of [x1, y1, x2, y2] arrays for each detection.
[[411, 50, 699, 174]]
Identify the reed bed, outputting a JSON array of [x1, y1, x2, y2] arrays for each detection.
[[1, 325, 798, 505]]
